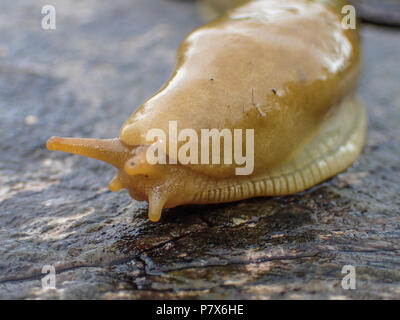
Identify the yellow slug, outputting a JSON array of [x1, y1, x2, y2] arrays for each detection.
[[47, 0, 366, 222]]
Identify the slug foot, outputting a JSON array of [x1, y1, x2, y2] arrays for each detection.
[[193, 93, 367, 203]]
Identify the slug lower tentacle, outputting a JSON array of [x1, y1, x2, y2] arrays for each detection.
[[47, 0, 366, 222]]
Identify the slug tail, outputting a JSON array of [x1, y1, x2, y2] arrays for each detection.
[[46, 136, 131, 169]]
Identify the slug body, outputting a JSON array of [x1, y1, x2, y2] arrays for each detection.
[[47, 0, 366, 222]]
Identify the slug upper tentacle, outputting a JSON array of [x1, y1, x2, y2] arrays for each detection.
[[47, 0, 366, 222]]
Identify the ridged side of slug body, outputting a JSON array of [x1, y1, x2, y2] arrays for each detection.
[[47, 0, 366, 222]]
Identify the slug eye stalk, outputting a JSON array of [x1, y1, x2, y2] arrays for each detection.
[[46, 137, 132, 169], [46, 136, 185, 223]]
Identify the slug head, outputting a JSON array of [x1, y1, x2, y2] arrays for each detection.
[[46, 137, 199, 222]]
